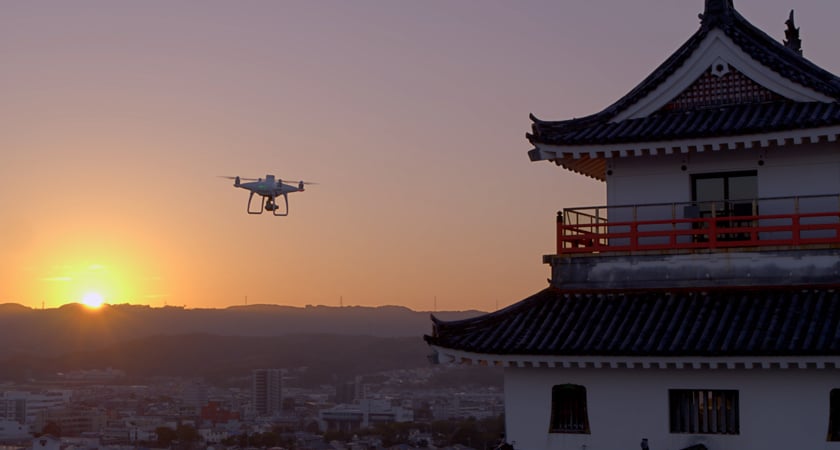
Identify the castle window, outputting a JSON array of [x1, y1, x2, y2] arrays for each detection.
[[669, 389, 739, 434], [691, 171, 757, 218], [690, 171, 757, 241], [549, 384, 590, 433], [827, 389, 840, 441]]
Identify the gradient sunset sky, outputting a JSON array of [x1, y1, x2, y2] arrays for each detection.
[[2, 1, 839, 311]]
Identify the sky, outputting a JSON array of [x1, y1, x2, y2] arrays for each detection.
[[1, 1, 839, 311]]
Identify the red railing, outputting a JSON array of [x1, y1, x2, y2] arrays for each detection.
[[556, 195, 840, 255]]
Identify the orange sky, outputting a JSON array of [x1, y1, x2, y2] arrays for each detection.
[[2, 1, 838, 311]]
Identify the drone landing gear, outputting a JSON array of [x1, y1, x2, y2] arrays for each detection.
[[246, 192, 289, 216]]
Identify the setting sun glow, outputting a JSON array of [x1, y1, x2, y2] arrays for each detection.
[[81, 292, 105, 309], [27, 230, 169, 308]]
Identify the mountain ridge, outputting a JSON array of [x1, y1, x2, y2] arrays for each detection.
[[0, 302, 485, 358]]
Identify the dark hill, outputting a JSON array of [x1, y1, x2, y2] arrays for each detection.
[[0, 303, 488, 382], [0, 303, 484, 358], [0, 333, 436, 385]]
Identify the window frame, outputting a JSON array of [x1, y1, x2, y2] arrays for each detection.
[[549, 384, 590, 434], [690, 170, 758, 216], [669, 389, 739, 435], [828, 389, 840, 441]]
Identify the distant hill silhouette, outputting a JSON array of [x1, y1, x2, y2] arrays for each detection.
[[0, 303, 488, 382], [0, 333, 451, 385], [0, 303, 483, 358]]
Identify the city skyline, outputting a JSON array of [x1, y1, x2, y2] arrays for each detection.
[[2, 1, 839, 310]]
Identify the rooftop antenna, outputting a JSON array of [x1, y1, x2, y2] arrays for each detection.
[[340, 296, 343, 307], [245, 296, 248, 305], [434, 295, 437, 312]]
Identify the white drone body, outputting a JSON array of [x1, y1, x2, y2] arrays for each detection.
[[223, 174, 313, 216]]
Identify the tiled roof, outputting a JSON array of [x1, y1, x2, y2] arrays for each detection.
[[527, 4, 840, 147], [715, 9, 840, 98], [532, 101, 840, 146], [425, 287, 840, 357]]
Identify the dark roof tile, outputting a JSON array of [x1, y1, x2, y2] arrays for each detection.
[[531, 101, 840, 146], [425, 287, 840, 357], [529, 5, 840, 148]]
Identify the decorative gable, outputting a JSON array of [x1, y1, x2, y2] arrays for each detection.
[[527, 3, 840, 180], [661, 64, 782, 112], [612, 29, 833, 122]]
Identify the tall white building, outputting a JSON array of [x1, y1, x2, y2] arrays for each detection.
[[1, 390, 70, 426], [251, 369, 283, 417], [0, 398, 25, 424]]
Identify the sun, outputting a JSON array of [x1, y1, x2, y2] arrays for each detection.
[[81, 291, 105, 309]]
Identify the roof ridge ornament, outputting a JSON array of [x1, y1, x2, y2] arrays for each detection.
[[699, 0, 734, 24], [784, 10, 803, 55]]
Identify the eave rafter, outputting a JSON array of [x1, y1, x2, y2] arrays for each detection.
[[530, 125, 840, 181], [430, 346, 840, 371]]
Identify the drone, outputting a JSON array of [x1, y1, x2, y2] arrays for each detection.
[[220, 174, 315, 216]]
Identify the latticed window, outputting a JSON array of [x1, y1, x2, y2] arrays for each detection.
[[662, 67, 781, 111], [669, 389, 739, 434], [549, 384, 590, 433]]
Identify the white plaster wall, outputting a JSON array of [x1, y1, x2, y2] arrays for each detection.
[[607, 153, 691, 211], [760, 142, 840, 199], [605, 151, 761, 245], [607, 151, 756, 212], [605, 142, 840, 211], [504, 366, 840, 450], [601, 144, 840, 242]]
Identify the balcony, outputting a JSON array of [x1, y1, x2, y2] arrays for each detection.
[[554, 194, 840, 257]]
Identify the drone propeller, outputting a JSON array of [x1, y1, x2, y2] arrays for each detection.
[[218, 175, 259, 181], [275, 177, 318, 186]]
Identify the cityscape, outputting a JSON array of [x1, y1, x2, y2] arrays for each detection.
[[0, 365, 504, 450]]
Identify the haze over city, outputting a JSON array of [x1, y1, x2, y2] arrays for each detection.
[[3, 0, 839, 311]]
